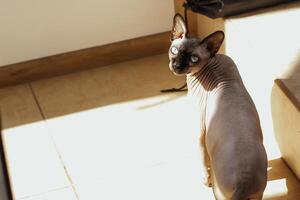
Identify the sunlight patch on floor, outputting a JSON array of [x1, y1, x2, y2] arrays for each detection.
[[3, 122, 70, 199], [264, 178, 288, 199], [40, 93, 216, 199]]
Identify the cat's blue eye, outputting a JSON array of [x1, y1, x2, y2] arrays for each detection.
[[190, 55, 199, 63], [171, 47, 178, 55]]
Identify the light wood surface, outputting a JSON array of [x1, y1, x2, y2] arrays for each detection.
[[272, 80, 300, 182], [174, 0, 198, 36]]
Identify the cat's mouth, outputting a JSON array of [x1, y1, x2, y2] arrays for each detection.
[[173, 68, 187, 75], [170, 63, 188, 76]]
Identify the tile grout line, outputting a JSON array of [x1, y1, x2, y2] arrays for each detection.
[[28, 83, 81, 200], [17, 186, 70, 200]]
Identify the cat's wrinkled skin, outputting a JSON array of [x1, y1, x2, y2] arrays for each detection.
[[168, 14, 267, 200]]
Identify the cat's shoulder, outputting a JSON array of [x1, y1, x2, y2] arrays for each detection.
[[215, 54, 236, 65]]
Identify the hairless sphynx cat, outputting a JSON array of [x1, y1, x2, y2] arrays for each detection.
[[168, 14, 267, 200]]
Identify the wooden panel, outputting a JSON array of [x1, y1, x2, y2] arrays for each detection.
[[174, 0, 198, 36], [0, 32, 170, 88], [197, 15, 225, 54], [275, 79, 300, 112], [271, 81, 300, 180]]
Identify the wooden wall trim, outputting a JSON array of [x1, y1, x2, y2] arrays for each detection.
[[0, 31, 171, 88]]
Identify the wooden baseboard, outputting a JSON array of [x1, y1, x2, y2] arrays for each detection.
[[0, 31, 171, 88]]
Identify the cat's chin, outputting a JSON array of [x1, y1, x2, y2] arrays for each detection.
[[172, 69, 188, 76], [172, 71, 187, 76]]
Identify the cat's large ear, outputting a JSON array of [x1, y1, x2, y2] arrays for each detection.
[[171, 14, 187, 41], [201, 31, 224, 56]]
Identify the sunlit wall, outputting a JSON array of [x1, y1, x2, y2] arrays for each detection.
[[212, 2, 300, 159], [195, 5, 300, 198]]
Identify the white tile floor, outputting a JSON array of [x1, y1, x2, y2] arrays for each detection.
[[3, 121, 70, 199], [22, 187, 77, 200]]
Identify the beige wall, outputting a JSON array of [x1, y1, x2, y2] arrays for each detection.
[[0, 0, 174, 66]]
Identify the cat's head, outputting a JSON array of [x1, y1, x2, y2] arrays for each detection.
[[169, 14, 224, 76]]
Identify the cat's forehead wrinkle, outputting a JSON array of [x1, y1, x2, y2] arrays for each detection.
[[193, 45, 210, 57], [185, 38, 199, 44], [184, 38, 201, 50]]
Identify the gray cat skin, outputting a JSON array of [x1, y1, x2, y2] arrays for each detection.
[[168, 14, 267, 200]]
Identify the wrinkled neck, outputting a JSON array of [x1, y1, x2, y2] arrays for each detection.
[[186, 55, 240, 101]]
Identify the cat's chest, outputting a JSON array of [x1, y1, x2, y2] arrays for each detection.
[[188, 88, 225, 127]]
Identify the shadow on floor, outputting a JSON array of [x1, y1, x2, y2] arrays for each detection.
[[0, 55, 186, 129]]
